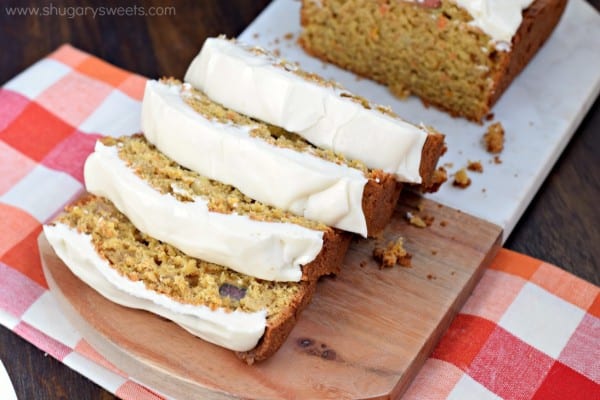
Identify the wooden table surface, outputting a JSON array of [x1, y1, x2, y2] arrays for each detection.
[[0, 1, 598, 399]]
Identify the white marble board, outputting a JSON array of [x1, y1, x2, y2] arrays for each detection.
[[238, 0, 600, 241]]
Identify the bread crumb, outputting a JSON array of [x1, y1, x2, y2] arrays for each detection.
[[467, 160, 483, 173], [427, 274, 436, 280], [373, 237, 412, 268], [453, 168, 471, 188], [450, 271, 456, 276], [431, 250, 438, 255], [423, 215, 435, 226], [493, 155, 502, 164], [440, 220, 448, 227], [443, 162, 454, 169], [427, 166, 448, 192], [273, 48, 281, 57], [359, 261, 367, 268], [390, 82, 411, 99], [482, 188, 487, 193], [283, 32, 294, 40], [406, 212, 427, 228], [485, 112, 495, 121], [484, 122, 504, 153]]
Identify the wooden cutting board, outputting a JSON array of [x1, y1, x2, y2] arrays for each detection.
[[40, 196, 502, 399]]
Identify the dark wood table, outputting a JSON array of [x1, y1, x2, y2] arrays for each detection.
[[0, 1, 598, 398]]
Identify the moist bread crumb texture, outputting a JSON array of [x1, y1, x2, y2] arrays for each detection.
[[299, 0, 567, 121], [103, 135, 328, 231], [55, 196, 305, 317]]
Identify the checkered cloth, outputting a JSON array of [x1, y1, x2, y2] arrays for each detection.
[[0, 45, 598, 400]]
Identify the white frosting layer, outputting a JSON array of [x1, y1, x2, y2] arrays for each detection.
[[84, 142, 324, 282], [455, 0, 535, 46], [184, 37, 428, 183], [141, 80, 370, 236], [43, 224, 266, 352]]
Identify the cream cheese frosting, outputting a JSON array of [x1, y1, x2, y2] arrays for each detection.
[[454, 0, 535, 47], [43, 224, 266, 352], [84, 141, 325, 282], [141, 79, 370, 236], [184, 37, 429, 183]]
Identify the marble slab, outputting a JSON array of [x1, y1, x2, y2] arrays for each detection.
[[238, 0, 600, 241]]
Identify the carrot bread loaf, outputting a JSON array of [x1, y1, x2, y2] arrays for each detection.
[[184, 36, 445, 186], [142, 78, 402, 237], [44, 195, 317, 364], [84, 135, 351, 282], [299, 0, 567, 122]]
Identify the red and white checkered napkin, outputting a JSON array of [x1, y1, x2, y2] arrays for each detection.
[[0, 45, 598, 400]]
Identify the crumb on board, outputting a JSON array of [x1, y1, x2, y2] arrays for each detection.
[[443, 162, 454, 169], [493, 155, 502, 164], [484, 122, 504, 153], [453, 168, 471, 188], [427, 274, 437, 280], [440, 220, 448, 227], [359, 261, 367, 268], [273, 48, 281, 57], [450, 271, 456, 276], [406, 212, 427, 228], [283, 32, 294, 40], [467, 160, 483, 173], [482, 188, 487, 193], [373, 237, 412, 269], [422, 215, 435, 226], [431, 250, 438, 255], [485, 112, 495, 121]]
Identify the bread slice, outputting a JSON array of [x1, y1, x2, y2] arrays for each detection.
[[184, 36, 445, 187], [299, 0, 567, 122], [44, 195, 318, 364], [85, 135, 351, 282], [142, 78, 402, 237]]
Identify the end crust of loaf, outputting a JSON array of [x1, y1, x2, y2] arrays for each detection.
[[237, 280, 317, 364], [363, 172, 403, 237], [301, 229, 352, 281], [485, 0, 568, 119], [418, 132, 446, 191]]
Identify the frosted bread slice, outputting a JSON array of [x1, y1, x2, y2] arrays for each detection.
[[184, 36, 445, 187], [84, 135, 350, 282], [142, 78, 401, 237], [44, 195, 317, 364]]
